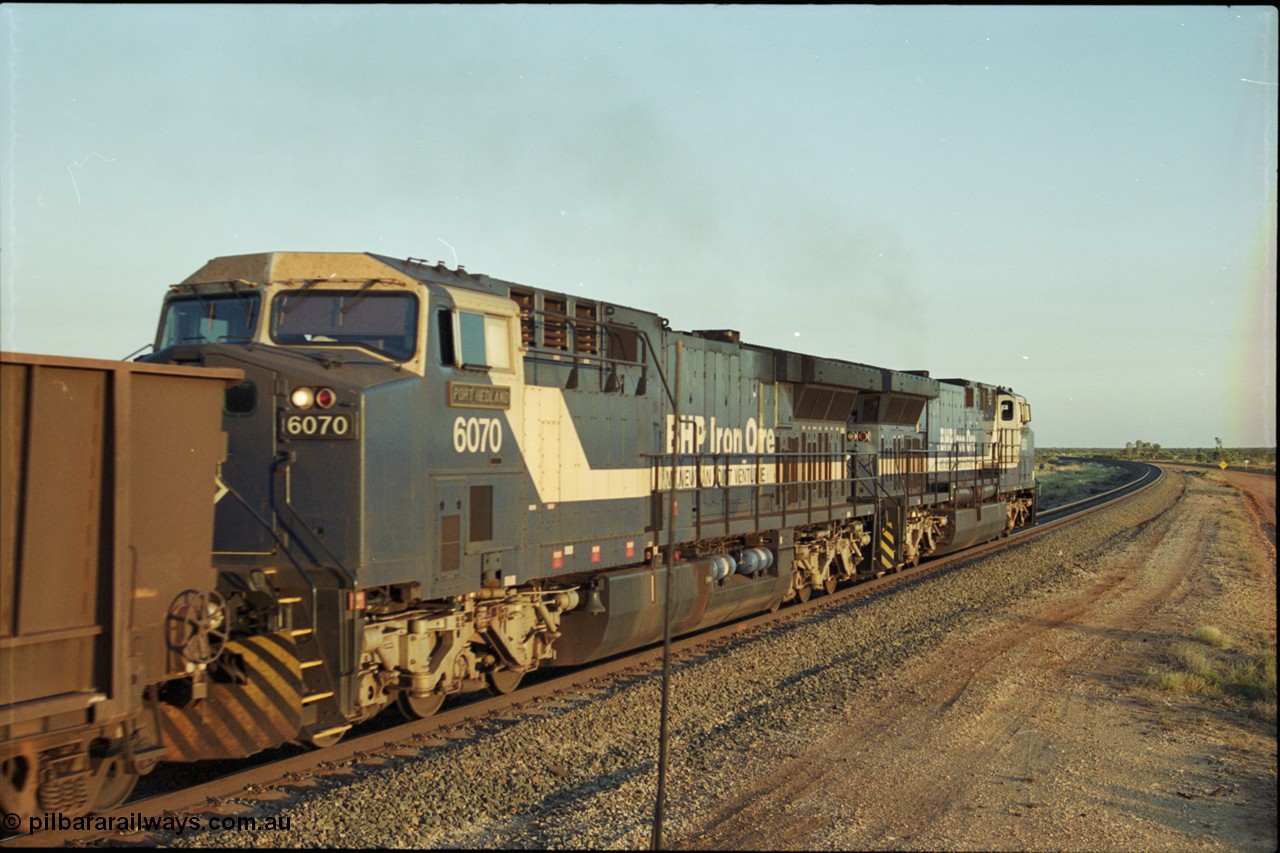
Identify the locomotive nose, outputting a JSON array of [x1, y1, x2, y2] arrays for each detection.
[[210, 359, 284, 554]]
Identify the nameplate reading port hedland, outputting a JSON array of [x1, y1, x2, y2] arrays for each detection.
[[448, 382, 511, 410]]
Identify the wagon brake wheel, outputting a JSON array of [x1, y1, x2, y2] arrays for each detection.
[[166, 589, 228, 665]]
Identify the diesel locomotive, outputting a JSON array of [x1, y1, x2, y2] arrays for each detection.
[[2, 250, 1034, 818]]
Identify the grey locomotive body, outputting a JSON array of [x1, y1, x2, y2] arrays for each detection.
[[147, 251, 1036, 750]]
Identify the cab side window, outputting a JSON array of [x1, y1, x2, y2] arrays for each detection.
[[459, 312, 487, 366], [440, 309, 512, 371]]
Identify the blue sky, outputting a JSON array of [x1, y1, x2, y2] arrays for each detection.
[[2, 5, 1275, 447]]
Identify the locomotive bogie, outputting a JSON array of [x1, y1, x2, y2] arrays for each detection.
[[342, 586, 582, 722]]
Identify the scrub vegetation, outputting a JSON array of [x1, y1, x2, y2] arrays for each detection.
[[1039, 445, 1276, 474], [1143, 627, 1278, 722], [1033, 456, 1133, 508]]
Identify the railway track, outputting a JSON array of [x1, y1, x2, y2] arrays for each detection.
[[1034, 457, 1163, 524], [1, 461, 1161, 848]]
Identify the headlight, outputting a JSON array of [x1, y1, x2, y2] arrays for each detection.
[[290, 387, 315, 409]]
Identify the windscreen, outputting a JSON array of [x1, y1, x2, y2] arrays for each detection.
[[159, 294, 260, 348], [270, 291, 418, 361]]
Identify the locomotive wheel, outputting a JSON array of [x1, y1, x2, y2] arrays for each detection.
[[795, 584, 811, 604], [485, 667, 525, 696], [396, 688, 445, 721], [302, 728, 348, 750], [823, 576, 838, 595], [88, 750, 139, 812]]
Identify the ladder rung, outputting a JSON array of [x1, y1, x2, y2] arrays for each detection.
[[302, 691, 334, 705], [277, 596, 303, 605], [300, 659, 324, 669], [290, 628, 313, 638]]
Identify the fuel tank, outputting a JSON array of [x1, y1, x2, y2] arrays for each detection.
[[933, 501, 1008, 556], [553, 555, 789, 666]]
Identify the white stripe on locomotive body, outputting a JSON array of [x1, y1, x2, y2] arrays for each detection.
[[437, 281, 1031, 508], [511, 391, 810, 503], [653, 461, 782, 491], [516, 385, 652, 504]]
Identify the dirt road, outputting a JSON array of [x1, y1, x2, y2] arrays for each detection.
[[1223, 470, 1276, 554], [676, 469, 1277, 851]]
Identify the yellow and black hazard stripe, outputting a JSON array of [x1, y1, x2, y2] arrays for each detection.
[[160, 631, 304, 762], [879, 506, 902, 573]]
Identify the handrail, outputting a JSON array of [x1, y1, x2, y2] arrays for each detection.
[[271, 452, 357, 634], [221, 477, 322, 633]]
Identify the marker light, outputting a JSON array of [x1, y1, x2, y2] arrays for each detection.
[[290, 387, 315, 409], [315, 387, 337, 409]]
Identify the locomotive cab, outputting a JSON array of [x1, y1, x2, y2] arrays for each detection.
[[147, 253, 584, 748]]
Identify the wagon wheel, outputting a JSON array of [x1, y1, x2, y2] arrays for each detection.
[[88, 745, 139, 811], [396, 688, 446, 721], [0, 747, 37, 822], [166, 589, 228, 665]]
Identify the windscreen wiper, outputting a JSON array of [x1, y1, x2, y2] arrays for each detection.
[[228, 279, 258, 329], [280, 280, 322, 314], [338, 279, 380, 317]]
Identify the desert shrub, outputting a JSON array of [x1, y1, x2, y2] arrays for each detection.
[[1192, 625, 1228, 648], [1147, 630, 1277, 708], [1225, 651, 1277, 701], [1143, 669, 1213, 694], [1170, 643, 1217, 682]]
